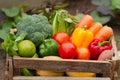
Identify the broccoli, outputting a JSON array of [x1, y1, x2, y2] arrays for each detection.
[[16, 14, 52, 47]]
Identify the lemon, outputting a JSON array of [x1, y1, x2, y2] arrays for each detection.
[[18, 40, 36, 57]]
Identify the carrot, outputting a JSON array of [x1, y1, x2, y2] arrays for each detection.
[[89, 22, 103, 35], [77, 15, 93, 29], [95, 26, 113, 41]]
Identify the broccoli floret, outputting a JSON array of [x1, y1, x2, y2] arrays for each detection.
[[16, 14, 52, 47], [30, 32, 45, 46]]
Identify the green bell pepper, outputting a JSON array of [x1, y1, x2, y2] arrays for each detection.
[[39, 39, 59, 57]]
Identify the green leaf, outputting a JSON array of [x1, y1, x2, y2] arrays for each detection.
[[2, 20, 13, 30], [1, 7, 19, 17], [64, 18, 73, 23], [111, 0, 120, 9], [1, 32, 18, 57], [15, 33, 27, 42], [0, 29, 8, 40], [74, 13, 84, 21], [91, 0, 111, 7], [90, 10, 111, 24]]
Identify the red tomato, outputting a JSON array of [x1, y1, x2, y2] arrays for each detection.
[[53, 32, 70, 44], [77, 48, 90, 60], [58, 42, 77, 59]]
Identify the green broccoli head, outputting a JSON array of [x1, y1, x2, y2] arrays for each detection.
[[16, 14, 53, 46], [29, 32, 45, 47]]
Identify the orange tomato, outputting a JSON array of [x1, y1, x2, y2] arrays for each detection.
[[77, 48, 90, 60]]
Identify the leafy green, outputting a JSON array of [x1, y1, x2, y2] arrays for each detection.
[[0, 6, 28, 40], [74, 13, 84, 22], [0, 30, 8, 40], [1, 7, 19, 17], [1, 33, 27, 57], [111, 0, 120, 9], [52, 9, 77, 35], [91, 10, 111, 24], [0, 20, 14, 39]]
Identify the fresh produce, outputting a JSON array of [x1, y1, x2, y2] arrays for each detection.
[[16, 14, 53, 47], [77, 48, 90, 60], [1, 32, 27, 56], [0, 7, 27, 40], [32, 53, 39, 58], [39, 39, 59, 57], [71, 27, 94, 48], [53, 32, 70, 44], [36, 56, 64, 76], [1, 6, 115, 78], [88, 39, 112, 60], [77, 15, 93, 29], [89, 22, 103, 35], [52, 9, 77, 35], [21, 68, 35, 76], [94, 26, 113, 41], [66, 72, 95, 77], [21, 53, 39, 76], [37, 70, 64, 76], [98, 50, 113, 61], [58, 42, 77, 59], [18, 40, 36, 57]]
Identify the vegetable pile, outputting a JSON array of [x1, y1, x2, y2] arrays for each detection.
[[1, 6, 114, 76]]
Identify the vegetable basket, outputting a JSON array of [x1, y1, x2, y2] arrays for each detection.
[[5, 36, 120, 80]]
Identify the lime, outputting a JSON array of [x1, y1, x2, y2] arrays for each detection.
[[18, 40, 36, 57]]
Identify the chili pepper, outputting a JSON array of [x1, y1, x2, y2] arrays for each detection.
[[71, 27, 94, 48], [88, 39, 112, 60], [39, 39, 60, 57]]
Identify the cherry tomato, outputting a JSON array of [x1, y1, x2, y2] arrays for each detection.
[[58, 42, 77, 59], [77, 48, 90, 60], [53, 32, 70, 44]]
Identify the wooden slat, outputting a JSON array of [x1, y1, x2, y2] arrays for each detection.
[[111, 35, 118, 58], [8, 57, 13, 80], [13, 76, 111, 80], [13, 57, 112, 75]]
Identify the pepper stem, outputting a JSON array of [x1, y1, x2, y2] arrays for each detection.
[[84, 25, 87, 31], [98, 36, 112, 46]]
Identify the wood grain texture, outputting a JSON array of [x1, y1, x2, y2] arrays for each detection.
[[13, 76, 111, 80], [13, 57, 112, 75]]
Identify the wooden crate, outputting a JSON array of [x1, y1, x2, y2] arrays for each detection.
[[5, 37, 120, 80]]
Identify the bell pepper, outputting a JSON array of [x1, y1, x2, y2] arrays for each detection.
[[71, 27, 94, 48], [88, 39, 112, 60], [39, 39, 60, 57]]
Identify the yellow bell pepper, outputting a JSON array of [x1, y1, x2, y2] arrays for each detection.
[[71, 27, 94, 48]]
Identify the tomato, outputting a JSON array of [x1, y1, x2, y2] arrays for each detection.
[[77, 48, 90, 60], [58, 42, 77, 59], [53, 32, 70, 44]]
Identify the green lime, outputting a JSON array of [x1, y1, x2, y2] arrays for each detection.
[[18, 40, 36, 57]]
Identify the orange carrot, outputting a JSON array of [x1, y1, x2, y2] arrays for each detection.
[[89, 22, 103, 35], [95, 26, 113, 41], [77, 15, 93, 29]]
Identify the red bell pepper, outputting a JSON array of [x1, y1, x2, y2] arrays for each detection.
[[88, 39, 112, 60]]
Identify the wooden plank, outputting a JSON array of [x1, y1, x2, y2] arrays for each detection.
[[13, 57, 112, 75], [111, 35, 118, 58], [8, 57, 13, 80], [13, 76, 111, 80]]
